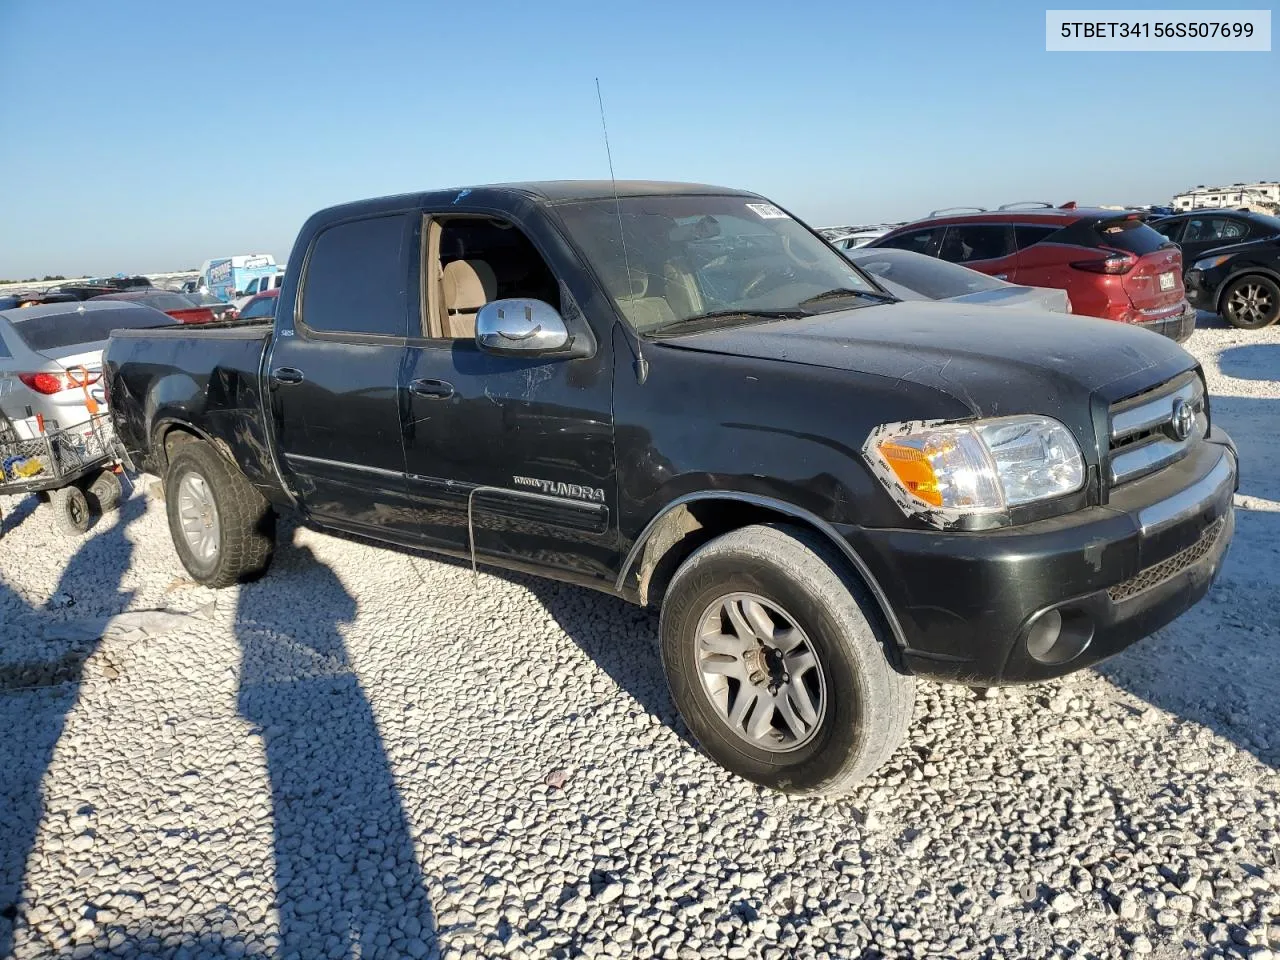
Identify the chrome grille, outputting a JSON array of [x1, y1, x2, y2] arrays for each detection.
[[1107, 516, 1225, 602], [1107, 374, 1207, 487]]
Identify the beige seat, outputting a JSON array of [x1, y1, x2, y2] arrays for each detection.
[[441, 259, 497, 339]]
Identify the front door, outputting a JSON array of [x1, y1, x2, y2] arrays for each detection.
[[399, 205, 618, 584], [268, 212, 419, 537]]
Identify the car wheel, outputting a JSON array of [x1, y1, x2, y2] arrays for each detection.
[[50, 484, 92, 536], [165, 440, 275, 588], [1222, 274, 1280, 330], [659, 523, 915, 795]]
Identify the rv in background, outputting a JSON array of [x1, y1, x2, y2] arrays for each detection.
[[198, 254, 278, 302]]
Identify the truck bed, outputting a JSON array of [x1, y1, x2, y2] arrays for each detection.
[[104, 320, 281, 497], [110, 318, 273, 339]]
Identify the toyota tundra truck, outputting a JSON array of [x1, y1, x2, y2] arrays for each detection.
[[102, 182, 1237, 794]]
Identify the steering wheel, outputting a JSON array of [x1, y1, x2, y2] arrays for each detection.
[[782, 234, 825, 269], [742, 265, 794, 300]]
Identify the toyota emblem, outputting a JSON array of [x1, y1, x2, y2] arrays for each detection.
[[1170, 397, 1195, 441]]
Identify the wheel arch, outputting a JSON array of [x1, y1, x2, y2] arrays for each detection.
[[151, 420, 236, 473], [616, 492, 908, 654], [1216, 267, 1280, 314]]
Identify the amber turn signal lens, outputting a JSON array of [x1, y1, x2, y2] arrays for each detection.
[[877, 439, 942, 507]]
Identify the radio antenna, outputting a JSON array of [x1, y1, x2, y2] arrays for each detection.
[[596, 77, 648, 384]]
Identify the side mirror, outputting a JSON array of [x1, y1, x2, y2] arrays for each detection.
[[475, 298, 570, 356]]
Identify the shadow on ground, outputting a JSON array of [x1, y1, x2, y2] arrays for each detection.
[[0, 496, 143, 957], [1217, 342, 1280, 382], [234, 528, 435, 959]]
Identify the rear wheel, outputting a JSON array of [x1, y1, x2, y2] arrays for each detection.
[[50, 484, 92, 536], [165, 440, 275, 587], [1221, 274, 1280, 330], [659, 523, 915, 795]]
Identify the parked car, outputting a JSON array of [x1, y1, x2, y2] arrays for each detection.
[[827, 228, 891, 251], [1151, 210, 1280, 329], [846, 247, 1070, 313], [182, 290, 239, 322], [232, 272, 284, 313], [105, 181, 1236, 795], [868, 204, 1195, 341], [91, 290, 220, 324], [236, 287, 280, 321], [1, 301, 178, 440], [36, 277, 153, 303]]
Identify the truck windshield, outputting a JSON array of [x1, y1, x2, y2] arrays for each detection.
[[556, 195, 884, 334]]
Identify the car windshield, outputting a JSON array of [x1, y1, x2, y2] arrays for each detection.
[[848, 248, 1008, 300], [555, 195, 884, 334]]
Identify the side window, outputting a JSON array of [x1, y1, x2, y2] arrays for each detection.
[[301, 214, 412, 337], [0, 331, 11, 359], [240, 296, 276, 320], [877, 228, 940, 256], [938, 225, 1014, 263], [1151, 219, 1183, 242], [1218, 218, 1249, 241], [1014, 224, 1061, 250], [423, 216, 560, 340]]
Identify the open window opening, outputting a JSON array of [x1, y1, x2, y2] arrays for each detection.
[[422, 216, 561, 340]]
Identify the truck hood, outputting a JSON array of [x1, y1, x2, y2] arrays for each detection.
[[654, 300, 1196, 416]]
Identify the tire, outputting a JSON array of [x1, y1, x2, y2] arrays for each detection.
[[659, 523, 915, 796], [164, 440, 275, 587], [50, 484, 92, 536], [87, 469, 123, 515], [1221, 274, 1280, 330]]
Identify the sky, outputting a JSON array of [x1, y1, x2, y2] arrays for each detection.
[[1, 0, 1276, 278]]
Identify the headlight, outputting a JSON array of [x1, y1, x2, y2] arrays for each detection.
[[1192, 254, 1231, 271], [863, 415, 1085, 522]]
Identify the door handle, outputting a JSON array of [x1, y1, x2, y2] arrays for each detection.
[[409, 378, 454, 399], [271, 366, 305, 385]]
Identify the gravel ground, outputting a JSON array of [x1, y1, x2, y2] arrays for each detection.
[[1, 314, 1277, 960]]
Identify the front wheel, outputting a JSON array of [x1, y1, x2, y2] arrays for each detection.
[[659, 524, 915, 795], [1222, 274, 1280, 330], [164, 440, 275, 587]]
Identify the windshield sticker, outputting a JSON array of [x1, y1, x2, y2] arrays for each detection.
[[745, 202, 791, 220]]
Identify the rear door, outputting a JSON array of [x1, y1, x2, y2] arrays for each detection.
[[267, 213, 419, 537], [1009, 223, 1067, 287], [1176, 215, 1251, 268], [936, 223, 1018, 279]]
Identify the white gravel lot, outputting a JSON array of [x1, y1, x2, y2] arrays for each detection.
[[1, 314, 1278, 960]]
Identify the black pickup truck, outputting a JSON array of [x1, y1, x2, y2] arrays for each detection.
[[103, 182, 1238, 794]]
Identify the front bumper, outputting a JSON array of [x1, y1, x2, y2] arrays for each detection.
[[846, 431, 1237, 685]]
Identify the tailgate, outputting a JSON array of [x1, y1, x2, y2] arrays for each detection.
[[1123, 246, 1184, 314]]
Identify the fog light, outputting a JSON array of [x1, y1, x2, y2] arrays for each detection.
[[1024, 607, 1094, 665]]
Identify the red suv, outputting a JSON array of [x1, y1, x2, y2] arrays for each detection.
[[867, 204, 1195, 341]]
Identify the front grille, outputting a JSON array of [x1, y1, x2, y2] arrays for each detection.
[[1107, 516, 1225, 602], [1107, 373, 1207, 487]]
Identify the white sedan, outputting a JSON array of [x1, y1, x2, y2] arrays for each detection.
[[0, 301, 178, 440]]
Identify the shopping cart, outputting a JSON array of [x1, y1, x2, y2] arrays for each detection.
[[0, 413, 124, 535]]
